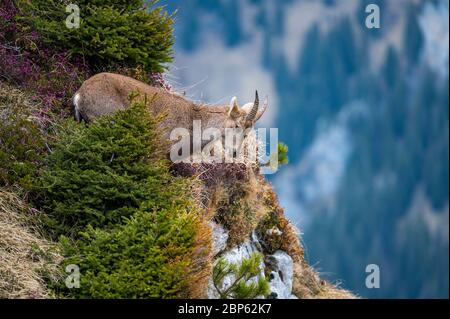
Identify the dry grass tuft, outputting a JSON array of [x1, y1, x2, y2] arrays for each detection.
[[290, 251, 356, 299], [0, 190, 62, 299], [184, 207, 214, 298], [0, 83, 58, 129], [212, 169, 267, 247], [256, 183, 304, 261], [291, 260, 322, 298], [315, 284, 356, 299]]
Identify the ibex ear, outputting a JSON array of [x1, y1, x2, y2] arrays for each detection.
[[241, 102, 254, 115], [228, 96, 241, 118]]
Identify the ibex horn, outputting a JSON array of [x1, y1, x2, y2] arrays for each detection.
[[246, 90, 259, 123], [254, 95, 268, 122]]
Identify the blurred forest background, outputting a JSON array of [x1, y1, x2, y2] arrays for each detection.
[[162, 0, 449, 298]]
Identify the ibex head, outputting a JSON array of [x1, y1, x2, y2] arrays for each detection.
[[226, 90, 268, 131], [197, 91, 268, 160]]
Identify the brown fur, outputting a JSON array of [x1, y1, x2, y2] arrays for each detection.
[[74, 73, 257, 145]]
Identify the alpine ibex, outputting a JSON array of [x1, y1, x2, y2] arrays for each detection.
[[73, 72, 268, 160]]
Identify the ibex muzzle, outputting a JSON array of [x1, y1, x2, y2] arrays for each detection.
[[73, 72, 268, 158]]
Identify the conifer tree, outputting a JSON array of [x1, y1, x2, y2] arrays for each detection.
[[16, 0, 174, 72]]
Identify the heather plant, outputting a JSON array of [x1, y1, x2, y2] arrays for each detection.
[[0, 44, 89, 115], [0, 0, 37, 85], [0, 0, 90, 113], [171, 163, 249, 188]]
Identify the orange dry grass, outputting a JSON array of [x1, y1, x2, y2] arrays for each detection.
[[257, 183, 304, 261], [184, 211, 213, 298]]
